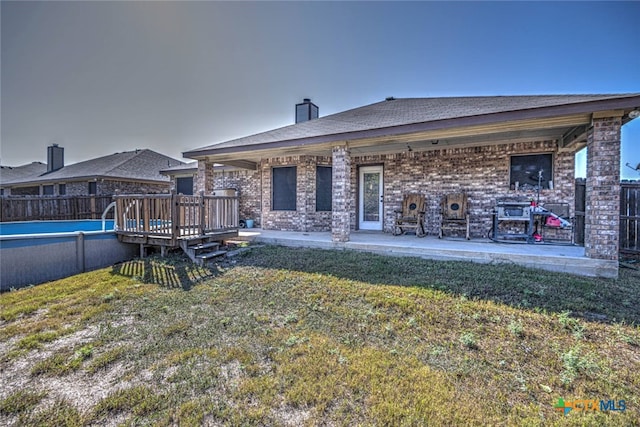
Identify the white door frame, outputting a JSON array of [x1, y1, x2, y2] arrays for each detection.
[[358, 165, 384, 231]]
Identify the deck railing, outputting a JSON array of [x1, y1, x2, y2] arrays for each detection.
[[114, 193, 239, 242]]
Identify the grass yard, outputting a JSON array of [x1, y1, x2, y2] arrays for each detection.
[[1, 245, 639, 426]]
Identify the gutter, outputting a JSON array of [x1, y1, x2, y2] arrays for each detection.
[[1, 176, 172, 188]]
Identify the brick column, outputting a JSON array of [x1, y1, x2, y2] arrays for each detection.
[[584, 116, 622, 263], [332, 145, 351, 242], [196, 160, 214, 194]]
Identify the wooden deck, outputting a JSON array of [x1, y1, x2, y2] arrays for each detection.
[[114, 193, 240, 250]]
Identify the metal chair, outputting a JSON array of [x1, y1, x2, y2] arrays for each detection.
[[439, 193, 470, 240], [394, 194, 426, 237]]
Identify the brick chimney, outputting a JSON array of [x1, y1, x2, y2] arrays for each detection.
[[47, 144, 64, 172], [295, 98, 318, 123]]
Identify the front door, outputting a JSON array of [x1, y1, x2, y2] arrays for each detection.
[[359, 166, 384, 230]]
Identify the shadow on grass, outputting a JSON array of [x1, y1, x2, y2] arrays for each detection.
[[111, 254, 219, 291], [236, 246, 640, 325]]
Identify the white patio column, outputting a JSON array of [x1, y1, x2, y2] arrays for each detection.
[[196, 159, 214, 194], [332, 145, 351, 242], [584, 115, 622, 274]]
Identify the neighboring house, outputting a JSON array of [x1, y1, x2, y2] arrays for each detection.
[[0, 145, 184, 196], [184, 94, 640, 271], [161, 162, 259, 221], [0, 162, 48, 196], [160, 162, 198, 195]]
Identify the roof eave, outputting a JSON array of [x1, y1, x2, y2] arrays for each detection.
[[2, 175, 171, 187], [160, 168, 198, 177], [183, 95, 640, 160]]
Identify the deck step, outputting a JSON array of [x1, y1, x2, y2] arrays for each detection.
[[196, 250, 227, 260], [190, 242, 220, 251]]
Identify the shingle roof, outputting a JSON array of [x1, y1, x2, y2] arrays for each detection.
[[1, 149, 184, 186], [0, 162, 48, 183], [184, 94, 640, 157]]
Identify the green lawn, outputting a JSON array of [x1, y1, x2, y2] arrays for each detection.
[[1, 246, 638, 426]]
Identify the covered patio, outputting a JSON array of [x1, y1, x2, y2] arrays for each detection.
[[236, 229, 616, 278], [184, 94, 640, 279]]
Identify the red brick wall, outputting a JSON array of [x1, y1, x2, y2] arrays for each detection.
[[199, 139, 576, 237], [332, 146, 351, 241], [352, 140, 574, 237], [99, 180, 170, 195], [6, 180, 170, 196], [214, 169, 262, 224], [259, 156, 332, 231], [585, 117, 621, 261]]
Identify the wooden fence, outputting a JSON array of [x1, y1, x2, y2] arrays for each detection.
[[620, 182, 640, 254], [0, 195, 114, 222], [574, 179, 639, 254]]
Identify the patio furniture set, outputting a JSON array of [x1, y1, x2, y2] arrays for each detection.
[[394, 193, 574, 245]]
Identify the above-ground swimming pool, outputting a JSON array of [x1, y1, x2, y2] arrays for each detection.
[[1, 219, 136, 290], [0, 219, 115, 235]]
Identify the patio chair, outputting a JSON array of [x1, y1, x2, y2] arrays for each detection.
[[394, 194, 426, 237], [439, 193, 470, 240]]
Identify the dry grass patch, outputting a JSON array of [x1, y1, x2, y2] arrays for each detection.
[[17, 398, 83, 427], [0, 389, 47, 415], [1, 248, 639, 426]]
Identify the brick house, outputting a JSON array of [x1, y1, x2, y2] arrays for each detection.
[[0, 162, 48, 195], [0, 145, 184, 196], [160, 162, 198, 195], [161, 162, 261, 223], [184, 95, 640, 272]]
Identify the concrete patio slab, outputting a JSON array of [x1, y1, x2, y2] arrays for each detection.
[[237, 229, 617, 278]]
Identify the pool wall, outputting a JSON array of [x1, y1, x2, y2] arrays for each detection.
[[1, 226, 137, 290]]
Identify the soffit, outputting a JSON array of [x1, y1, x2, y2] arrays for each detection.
[[206, 113, 592, 167]]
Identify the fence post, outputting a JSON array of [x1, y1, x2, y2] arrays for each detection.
[[143, 197, 150, 233], [90, 196, 96, 219], [171, 192, 179, 244], [199, 191, 205, 235], [114, 197, 119, 230]]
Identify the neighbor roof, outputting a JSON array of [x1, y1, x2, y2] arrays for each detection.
[[1, 149, 184, 186], [184, 94, 640, 159], [0, 162, 48, 183]]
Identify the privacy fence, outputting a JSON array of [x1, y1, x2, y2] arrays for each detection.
[[620, 181, 640, 254], [0, 195, 113, 222], [574, 179, 639, 254]]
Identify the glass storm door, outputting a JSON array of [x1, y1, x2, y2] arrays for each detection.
[[359, 166, 383, 230]]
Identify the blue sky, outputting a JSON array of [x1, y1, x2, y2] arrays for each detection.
[[1, 1, 639, 178]]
